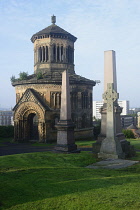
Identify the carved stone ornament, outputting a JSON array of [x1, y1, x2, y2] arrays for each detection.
[[103, 83, 118, 112]]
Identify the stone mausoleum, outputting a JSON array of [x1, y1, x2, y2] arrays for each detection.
[[12, 16, 96, 143]]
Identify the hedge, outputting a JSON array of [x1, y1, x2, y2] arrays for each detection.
[[0, 126, 14, 138]]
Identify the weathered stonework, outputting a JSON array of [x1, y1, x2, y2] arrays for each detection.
[[99, 51, 125, 140], [98, 83, 124, 159], [12, 16, 96, 143]]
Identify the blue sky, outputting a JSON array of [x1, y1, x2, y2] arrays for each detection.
[[0, 0, 140, 109]]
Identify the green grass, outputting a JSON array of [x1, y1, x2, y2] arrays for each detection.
[[76, 140, 95, 147], [31, 142, 55, 147], [76, 139, 140, 150], [0, 147, 140, 210], [128, 139, 140, 150]]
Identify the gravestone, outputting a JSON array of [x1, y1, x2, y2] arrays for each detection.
[[98, 83, 124, 159], [55, 70, 78, 152]]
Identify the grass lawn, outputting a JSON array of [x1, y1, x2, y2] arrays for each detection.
[[0, 139, 140, 210], [128, 139, 140, 150]]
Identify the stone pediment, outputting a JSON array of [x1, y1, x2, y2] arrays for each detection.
[[13, 88, 50, 112]]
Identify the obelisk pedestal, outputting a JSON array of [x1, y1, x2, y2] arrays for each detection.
[[55, 70, 78, 152], [98, 83, 124, 159]]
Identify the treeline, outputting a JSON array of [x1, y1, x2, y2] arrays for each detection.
[[0, 126, 14, 138]]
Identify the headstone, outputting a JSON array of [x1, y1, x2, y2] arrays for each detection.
[[55, 70, 78, 152], [98, 83, 124, 159]]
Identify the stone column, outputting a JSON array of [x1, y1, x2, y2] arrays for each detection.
[[98, 83, 124, 159], [41, 47, 43, 62], [44, 46, 46, 62], [38, 48, 40, 62], [63, 47, 66, 63], [56, 46, 58, 62], [59, 45, 61, 62], [55, 70, 78, 152], [46, 46, 48, 62], [34, 50, 36, 64], [77, 92, 82, 109], [48, 45, 51, 62], [14, 121, 18, 142], [36, 47, 38, 63], [38, 121, 45, 143]]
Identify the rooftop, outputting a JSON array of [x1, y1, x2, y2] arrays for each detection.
[[31, 15, 77, 43]]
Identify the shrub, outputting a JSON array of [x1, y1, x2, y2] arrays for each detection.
[[122, 129, 135, 139], [93, 119, 101, 139], [19, 72, 28, 80], [10, 75, 16, 83], [36, 72, 43, 79], [0, 126, 14, 138]]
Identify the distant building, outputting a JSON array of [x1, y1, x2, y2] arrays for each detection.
[[121, 115, 135, 129], [93, 101, 103, 119], [118, 100, 129, 115], [129, 108, 140, 115], [0, 110, 13, 126], [93, 100, 129, 119]]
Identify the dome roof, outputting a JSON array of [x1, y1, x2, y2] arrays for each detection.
[[31, 16, 77, 43]]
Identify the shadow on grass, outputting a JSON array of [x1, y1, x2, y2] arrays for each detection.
[[0, 164, 140, 209]]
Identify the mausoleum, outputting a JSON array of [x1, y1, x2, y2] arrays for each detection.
[[12, 16, 96, 143]]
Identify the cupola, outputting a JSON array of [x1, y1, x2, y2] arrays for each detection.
[[31, 15, 77, 74]]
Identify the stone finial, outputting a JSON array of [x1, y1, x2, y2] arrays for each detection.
[[51, 15, 56, 24]]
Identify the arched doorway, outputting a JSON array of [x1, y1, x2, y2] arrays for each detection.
[[14, 101, 46, 142], [28, 113, 39, 140]]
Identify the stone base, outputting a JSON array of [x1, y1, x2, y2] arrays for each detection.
[[93, 139, 136, 158], [120, 139, 136, 157], [98, 152, 119, 159], [86, 159, 139, 169], [97, 137, 125, 159], [92, 141, 102, 154], [98, 132, 125, 141], [54, 144, 80, 153]]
